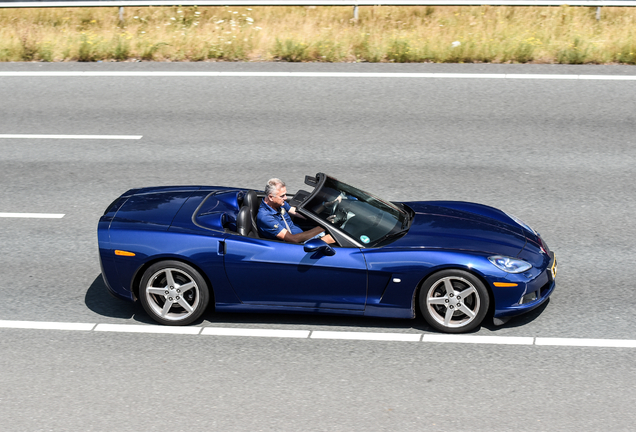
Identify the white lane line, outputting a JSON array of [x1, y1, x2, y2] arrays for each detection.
[[0, 320, 95, 331], [94, 323, 202, 335], [311, 331, 422, 342], [0, 72, 634, 81], [0, 213, 65, 219], [535, 337, 636, 348], [2, 320, 636, 348], [201, 327, 310, 338], [423, 334, 535, 345], [0, 134, 142, 139]]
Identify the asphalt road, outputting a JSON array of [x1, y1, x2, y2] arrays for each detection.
[[1, 62, 635, 431]]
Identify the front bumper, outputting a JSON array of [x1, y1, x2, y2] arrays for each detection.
[[99, 248, 135, 302], [492, 252, 556, 319]]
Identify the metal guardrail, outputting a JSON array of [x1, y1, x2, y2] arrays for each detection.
[[1, 0, 636, 5], [1, 0, 632, 23]]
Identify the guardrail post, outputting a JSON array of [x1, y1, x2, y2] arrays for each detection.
[[119, 6, 124, 24], [353, 5, 359, 20], [596, 6, 601, 20]]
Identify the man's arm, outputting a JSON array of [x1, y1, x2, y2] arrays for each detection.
[[276, 228, 336, 244], [276, 226, 326, 244]]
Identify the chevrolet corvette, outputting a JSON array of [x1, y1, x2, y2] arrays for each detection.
[[98, 173, 556, 333]]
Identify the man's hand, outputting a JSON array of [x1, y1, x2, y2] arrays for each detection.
[[327, 214, 345, 225], [325, 194, 344, 208]]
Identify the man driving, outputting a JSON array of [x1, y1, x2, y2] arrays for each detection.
[[257, 178, 335, 244]]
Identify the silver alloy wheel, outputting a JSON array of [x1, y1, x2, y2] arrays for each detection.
[[144, 267, 200, 322], [425, 276, 481, 329]]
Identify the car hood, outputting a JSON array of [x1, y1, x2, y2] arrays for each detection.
[[386, 201, 528, 256]]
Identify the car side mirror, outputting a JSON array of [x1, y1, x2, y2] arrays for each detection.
[[304, 239, 336, 256]]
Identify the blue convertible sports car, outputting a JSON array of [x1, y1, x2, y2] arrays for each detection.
[[98, 173, 556, 333]]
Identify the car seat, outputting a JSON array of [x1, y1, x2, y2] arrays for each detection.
[[242, 190, 260, 237], [236, 206, 258, 238]]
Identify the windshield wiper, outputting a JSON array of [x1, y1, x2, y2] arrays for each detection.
[[373, 228, 408, 247], [401, 212, 412, 229]]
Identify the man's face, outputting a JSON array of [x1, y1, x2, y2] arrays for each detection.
[[269, 186, 287, 209]]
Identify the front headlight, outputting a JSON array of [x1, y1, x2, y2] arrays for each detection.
[[488, 255, 532, 273]]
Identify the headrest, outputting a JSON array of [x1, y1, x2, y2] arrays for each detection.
[[243, 190, 259, 212], [236, 206, 252, 236]]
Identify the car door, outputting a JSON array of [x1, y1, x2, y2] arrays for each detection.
[[222, 235, 367, 310]]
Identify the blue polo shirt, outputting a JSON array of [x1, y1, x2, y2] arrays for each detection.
[[257, 200, 303, 240]]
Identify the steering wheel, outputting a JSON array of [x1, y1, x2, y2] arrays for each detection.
[[330, 198, 340, 216], [325, 194, 351, 227], [327, 207, 344, 226], [328, 193, 347, 215]]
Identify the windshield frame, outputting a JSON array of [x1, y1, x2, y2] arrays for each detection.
[[296, 173, 410, 248]]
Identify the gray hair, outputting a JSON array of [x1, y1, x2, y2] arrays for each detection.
[[265, 178, 285, 197]]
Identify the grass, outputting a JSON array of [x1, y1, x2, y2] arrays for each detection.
[[0, 6, 636, 63]]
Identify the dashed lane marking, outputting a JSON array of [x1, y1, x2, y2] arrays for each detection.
[[535, 337, 636, 348], [201, 328, 310, 338], [311, 331, 422, 342], [0, 213, 65, 218], [0, 134, 142, 139], [423, 334, 534, 345], [1, 319, 636, 348], [94, 323, 202, 335], [0, 72, 634, 81], [0, 320, 95, 331]]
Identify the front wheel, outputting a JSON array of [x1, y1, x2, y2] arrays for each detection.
[[419, 270, 489, 333], [139, 260, 210, 326]]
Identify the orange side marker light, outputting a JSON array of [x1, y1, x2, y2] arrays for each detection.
[[493, 282, 518, 287]]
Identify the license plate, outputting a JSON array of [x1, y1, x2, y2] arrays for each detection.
[[550, 254, 557, 280]]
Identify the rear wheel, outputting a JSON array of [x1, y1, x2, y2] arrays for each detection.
[[139, 260, 209, 326], [419, 270, 489, 333]]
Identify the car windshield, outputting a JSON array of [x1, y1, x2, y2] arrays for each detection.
[[304, 176, 408, 246]]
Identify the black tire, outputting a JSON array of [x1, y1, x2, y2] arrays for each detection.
[[419, 269, 489, 333], [139, 260, 210, 326]]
